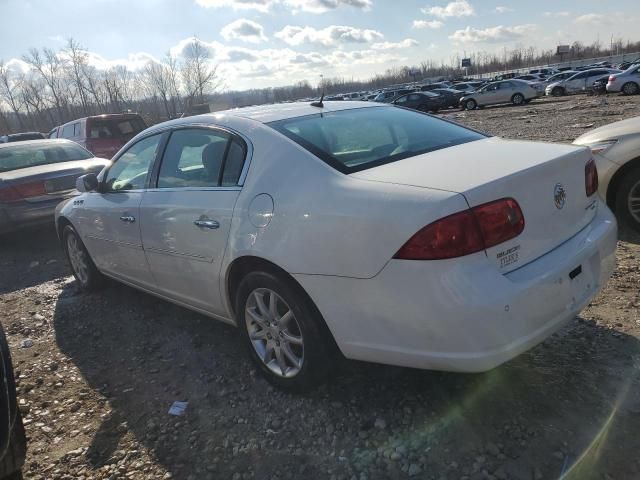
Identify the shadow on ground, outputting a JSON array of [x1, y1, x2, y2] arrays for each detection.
[[0, 226, 67, 295], [52, 278, 640, 480]]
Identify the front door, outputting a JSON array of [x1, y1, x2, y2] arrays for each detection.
[[139, 127, 248, 316], [477, 83, 500, 105], [78, 133, 164, 289]]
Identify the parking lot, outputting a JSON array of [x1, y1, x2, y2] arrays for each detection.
[[2, 94, 640, 480]]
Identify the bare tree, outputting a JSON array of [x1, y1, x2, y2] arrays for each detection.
[[22, 47, 68, 122], [180, 38, 220, 109], [141, 60, 173, 119], [0, 60, 25, 130]]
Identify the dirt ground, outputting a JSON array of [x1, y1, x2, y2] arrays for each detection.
[[2, 93, 640, 480]]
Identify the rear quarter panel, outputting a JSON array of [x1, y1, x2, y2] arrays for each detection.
[[220, 119, 468, 280]]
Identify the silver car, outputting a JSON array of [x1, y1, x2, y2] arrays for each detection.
[[545, 68, 621, 96], [0, 139, 110, 234], [574, 116, 640, 231], [606, 64, 640, 95], [459, 79, 537, 110]]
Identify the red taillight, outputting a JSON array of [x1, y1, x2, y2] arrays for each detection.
[[609, 75, 616, 82], [0, 181, 47, 203], [394, 198, 525, 260], [585, 159, 599, 197], [0, 186, 21, 203]]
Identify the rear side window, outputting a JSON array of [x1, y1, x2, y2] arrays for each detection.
[[269, 106, 485, 174], [61, 123, 79, 138], [156, 129, 246, 189], [88, 117, 146, 141]]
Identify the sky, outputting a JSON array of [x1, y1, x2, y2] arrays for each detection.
[[0, 0, 638, 90]]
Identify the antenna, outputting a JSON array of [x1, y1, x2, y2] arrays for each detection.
[[311, 92, 325, 108]]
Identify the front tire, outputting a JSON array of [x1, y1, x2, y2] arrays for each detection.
[[236, 271, 334, 391], [552, 86, 564, 97], [511, 93, 525, 105], [615, 166, 640, 233], [622, 82, 639, 95], [62, 225, 103, 291]]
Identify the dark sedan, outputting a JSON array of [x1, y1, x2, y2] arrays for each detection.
[[0, 139, 110, 234], [391, 91, 444, 113], [430, 88, 465, 108]]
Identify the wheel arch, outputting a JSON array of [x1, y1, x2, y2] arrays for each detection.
[[225, 255, 342, 354], [56, 216, 74, 243], [605, 156, 640, 212]]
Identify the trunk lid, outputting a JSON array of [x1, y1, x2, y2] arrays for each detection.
[[352, 137, 597, 273]]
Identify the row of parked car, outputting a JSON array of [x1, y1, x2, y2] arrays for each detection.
[[317, 58, 640, 113]]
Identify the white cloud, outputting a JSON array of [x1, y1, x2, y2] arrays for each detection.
[[422, 0, 474, 19], [285, 0, 372, 13], [543, 11, 570, 17], [449, 24, 536, 43], [494, 6, 513, 13], [371, 38, 419, 50], [194, 0, 371, 13], [274, 25, 384, 47], [195, 0, 276, 11], [412, 20, 444, 29], [573, 13, 609, 25], [221, 19, 267, 43]]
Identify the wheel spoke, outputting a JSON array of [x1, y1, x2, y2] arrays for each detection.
[[253, 291, 269, 317], [281, 343, 302, 368], [269, 291, 278, 320], [275, 347, 287, 375], [279, 310, 293, 327], [246, 307, 268, 327], [282, 330, 303, 346], [250, 329, 267, 341]]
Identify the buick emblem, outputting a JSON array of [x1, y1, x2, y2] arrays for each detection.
[[554, 183, 566, 210]]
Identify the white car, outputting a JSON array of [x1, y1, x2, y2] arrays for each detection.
[[546, 68, 621, 96], [574, 116, 640, 230], [55, 101, 617, 390], [606, 64, 640, 95], [460, 79, 538, 109]]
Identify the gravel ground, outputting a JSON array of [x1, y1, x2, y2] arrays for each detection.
[[2, 93, 640, 480]]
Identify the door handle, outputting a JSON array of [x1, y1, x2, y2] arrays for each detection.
[[120, 215, 136, 223], [194, 219, 220, 229]]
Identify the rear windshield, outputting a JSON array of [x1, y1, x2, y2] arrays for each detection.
[[88, 117, 146, 141], [268, 106, 486, 173], [0, 143, 92, 173]]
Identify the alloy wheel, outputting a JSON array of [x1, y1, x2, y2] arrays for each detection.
[[245, 288, 304, 378], [627, 179, 640, 224], [66, 233, 89, 285], [623, 82, 638, 95]]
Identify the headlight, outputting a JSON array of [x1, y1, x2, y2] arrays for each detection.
[[586, 140, 618, 155]]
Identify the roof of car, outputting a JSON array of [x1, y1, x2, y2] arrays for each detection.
[[191, 101, 388, 125], [0, 138, 78, 149]]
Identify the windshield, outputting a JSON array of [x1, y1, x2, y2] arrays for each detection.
[[268, 106, 486, 173], [0, 142, 92, 173]]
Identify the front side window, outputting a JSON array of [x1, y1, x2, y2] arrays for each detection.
[[62, 123, 77, 138], [269, 106, 486, 174], [103, 134, 162, 192], [394, 95, 408, 104]]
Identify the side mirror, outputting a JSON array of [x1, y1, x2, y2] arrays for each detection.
[[76, 173, 99, 193]]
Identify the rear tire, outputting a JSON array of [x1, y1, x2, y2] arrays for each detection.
[[236, 271, 335, 391], [0, 411, 26, 480], [511, 93, 525, 105], [614, 166, 640, 233], [62, 225, 103, 291], [622, 82, 639, 95]]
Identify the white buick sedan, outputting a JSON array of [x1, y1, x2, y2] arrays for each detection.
[[55, 101, 617, 390]]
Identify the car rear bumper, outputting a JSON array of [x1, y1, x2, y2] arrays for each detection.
[[295, 201, 617, 372], [0, 198, 63, 234], [606, 80, 624, 92]]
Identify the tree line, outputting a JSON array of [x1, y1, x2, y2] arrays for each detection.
[[1, 37, 639, 135]]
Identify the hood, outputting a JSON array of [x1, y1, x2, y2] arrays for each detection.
[[574, 116, 640, 145]]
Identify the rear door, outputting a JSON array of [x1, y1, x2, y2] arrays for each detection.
[[78, 133, 164, 289], [139, 127, 248, 316]]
